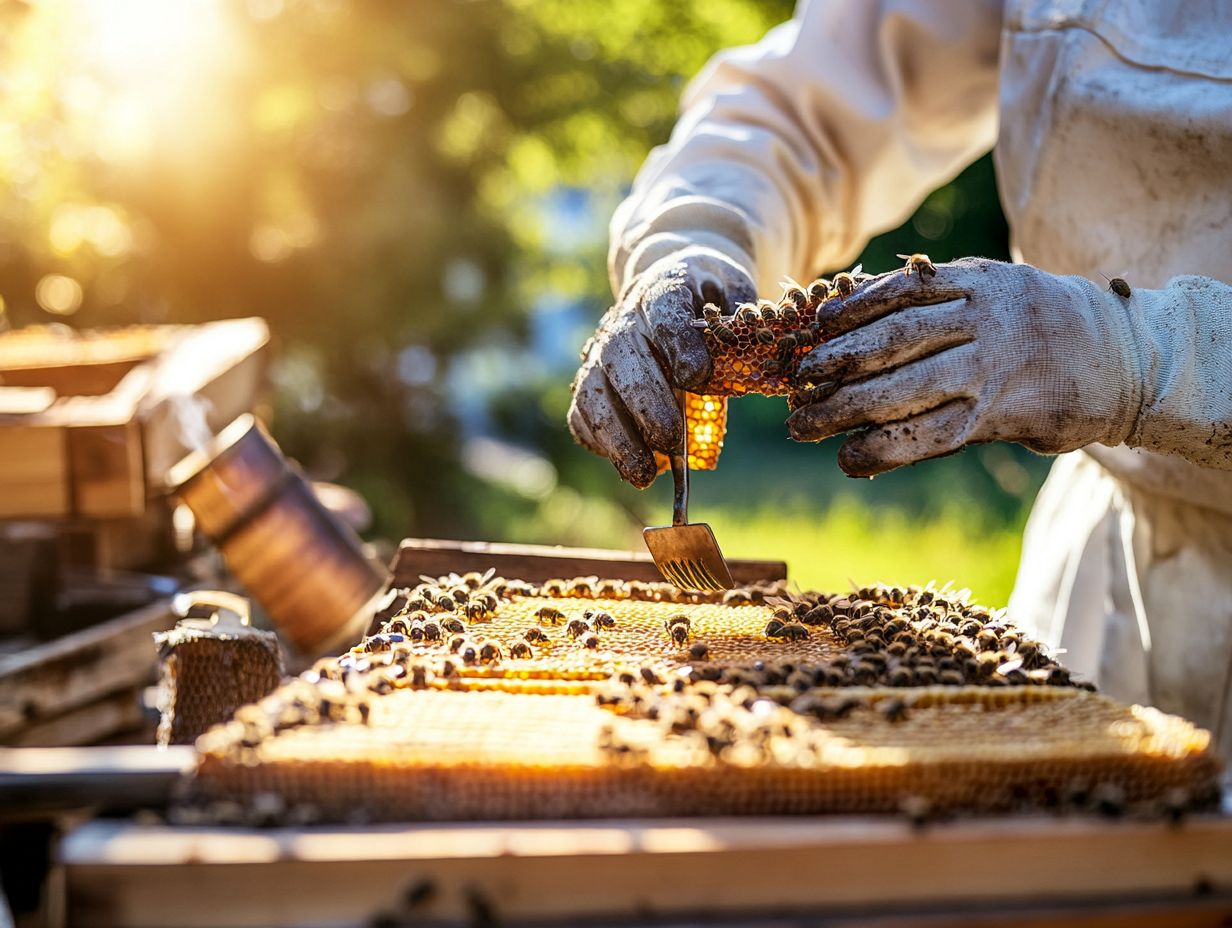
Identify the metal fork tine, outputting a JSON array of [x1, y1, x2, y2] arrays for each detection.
[[642, 392, 734, 592]]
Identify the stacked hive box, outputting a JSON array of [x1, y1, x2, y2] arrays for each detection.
[[190, 573, 1222, 824]]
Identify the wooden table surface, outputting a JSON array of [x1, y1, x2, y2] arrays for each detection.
[[59, 811, 1232, 927]]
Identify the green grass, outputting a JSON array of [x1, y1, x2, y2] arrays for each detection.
[[707, 499, 1027, 608], [472, 484, 1029, 609]]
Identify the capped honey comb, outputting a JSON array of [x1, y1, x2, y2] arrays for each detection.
[[188, 572, 1223, 824], [194, 684, 1218, 823]]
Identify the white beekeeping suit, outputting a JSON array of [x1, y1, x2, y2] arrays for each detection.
[[597, 0, 1232, 759]]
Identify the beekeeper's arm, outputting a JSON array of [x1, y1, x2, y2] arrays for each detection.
[[567, 0, 1003, 486]]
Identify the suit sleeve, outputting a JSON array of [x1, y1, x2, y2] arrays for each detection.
[[609, 0, 1005, 297]]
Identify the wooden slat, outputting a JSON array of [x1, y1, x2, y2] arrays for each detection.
[[0, 598, 175, 743], [0, 424, 68, 519], [0, 745, 193, 814], [60, 815, 1232, 927], [6, 688, 146, 748], [68, 421, 144, 519], [392, 538, 787, 586]]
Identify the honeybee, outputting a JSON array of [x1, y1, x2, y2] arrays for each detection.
[[1091, 782, 1126, 818], [536, 606, 566, 626], [541, 579, 568, 597], [581, 632, 601, 649], [776, 333, 798, 353], [640, 666, 663, 685], [669, 623, 690, 646], [591, 611, 616, 630], [449, 586, 470, 605], [764, 617, 786, 638], [900, 795, 932, 829], [754, 327, 776, 345], [403, 596, 431, 614], [442, 616, 465, 635], [1101, 272, 1131, 299], [422, 620, 442, 642], [780, 624, 809, 641], [460, 644, 479, 665], [448, 635, 467, 654], [386, 617, 410, 635], [594, 578, 624, 597], [567, 618, 590, 639], [462, 568, 497, 590], [509, 641, 533, 659], [832, 264, 863, 297], [736, 304, 761, 325], [807, 278, 831, 303], [701, 303, 722, 324], [465, 601, 489, 623], [689, 641, 709, 660], [880, 698, 909, 722], [710, 322, 739, 345], [897, 253, 937, 280], [665, 613, 691, 631], [779, 304, 800, 326], [524, 628, 549, 644], [435, 593, 457, 613], [479, 642, 502, 663], [887, 665, 912, 687], [758, 300, 780, 324], [409, 664, 430, 688], [795, 325, 819, 347]]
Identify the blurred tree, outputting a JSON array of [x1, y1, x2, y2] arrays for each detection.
[[0, 0, 1044, 562], [0, 0, 795, 539]]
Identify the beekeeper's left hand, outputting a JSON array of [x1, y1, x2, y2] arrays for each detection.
[[788, 258, 1153, 476]]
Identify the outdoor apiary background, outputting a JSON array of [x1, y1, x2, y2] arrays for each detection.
[[0, 0, 1030, 603]]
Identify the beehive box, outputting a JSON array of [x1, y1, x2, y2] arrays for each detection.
[[189, 572, 1222, 824]]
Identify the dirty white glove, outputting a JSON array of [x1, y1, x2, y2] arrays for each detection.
[[789, 258, 1232, 476], [569, 238, 756, 487]]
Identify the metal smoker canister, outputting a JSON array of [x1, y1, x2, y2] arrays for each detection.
[[168, 415, 387, 658]]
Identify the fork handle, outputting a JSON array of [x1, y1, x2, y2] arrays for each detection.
[[671, 391, 689, 527]]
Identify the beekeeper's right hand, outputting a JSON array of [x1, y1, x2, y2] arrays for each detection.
[[568, 239, 756, 487]]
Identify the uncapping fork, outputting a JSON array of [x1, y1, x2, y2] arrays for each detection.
[[642, 392, 734, 592]]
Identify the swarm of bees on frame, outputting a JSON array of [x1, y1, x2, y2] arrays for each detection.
[[186, 568, 1223, 827]]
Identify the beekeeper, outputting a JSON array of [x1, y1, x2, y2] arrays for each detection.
[[568, 1, 1232, 760]]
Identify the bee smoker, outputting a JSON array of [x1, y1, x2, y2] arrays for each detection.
[[167, 415, 387, 659]]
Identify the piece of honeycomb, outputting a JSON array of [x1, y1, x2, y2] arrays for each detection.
[[187, 573, 1223, 824], [154, 624, 283, 746], [678, 272, 865, 469]]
